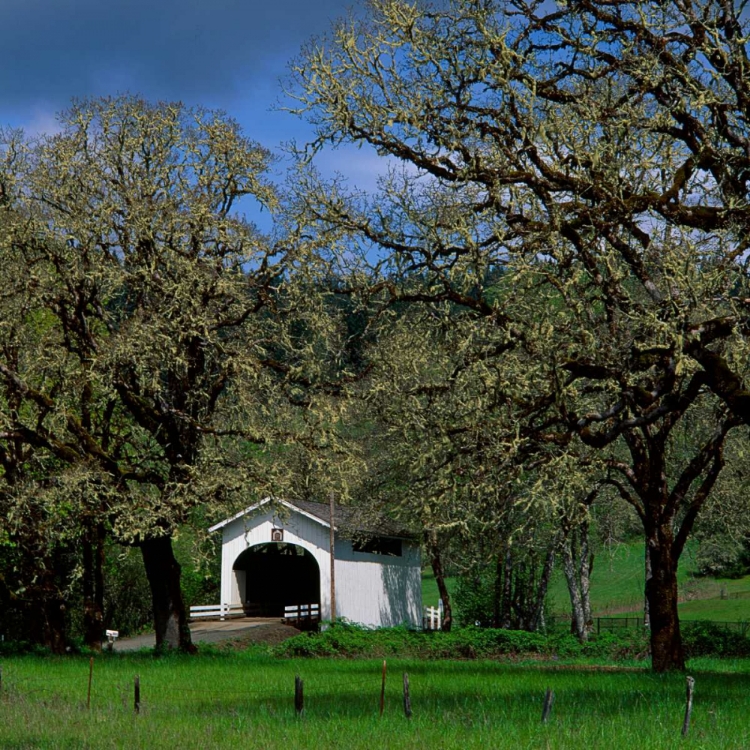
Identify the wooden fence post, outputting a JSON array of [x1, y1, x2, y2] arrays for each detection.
[[295, 675, 304, 717], [541, 688, 555, 723], [403, 673, 412, 719], [682, 676, 695, 737], [134, 675, 140, 714], [87, 657, 94, 709], [380, 660, 387, 717]]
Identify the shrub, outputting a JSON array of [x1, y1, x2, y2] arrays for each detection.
[[453, 571, 495, 628], [682, 621, 750, 657], [272, 624, 650, 661]]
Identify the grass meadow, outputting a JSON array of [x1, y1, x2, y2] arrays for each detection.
[[2, 652, 750, 749], [5, 545, 749, 749]]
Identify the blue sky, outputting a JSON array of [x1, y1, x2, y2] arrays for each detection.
[[1, 0, 383, 224]]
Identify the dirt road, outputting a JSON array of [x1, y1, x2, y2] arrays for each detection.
[[112, 618, 295, 651]]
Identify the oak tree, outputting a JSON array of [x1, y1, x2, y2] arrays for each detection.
[[0, 97, 333, 650], [288, 0, 749, 670]]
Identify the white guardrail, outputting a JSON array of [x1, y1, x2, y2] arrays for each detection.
[[283, 603, 320, 623], [188, 603, 245, 621]]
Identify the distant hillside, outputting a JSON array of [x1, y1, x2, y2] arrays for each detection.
[[422, 542, 750, 624]]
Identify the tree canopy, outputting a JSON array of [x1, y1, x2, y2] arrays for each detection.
[[287, 0, 750, 671], [2, 1, 750, 672], [0, 97, 354, 650]]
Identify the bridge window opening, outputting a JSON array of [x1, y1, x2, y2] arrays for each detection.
[[353, 536, 402, 557]]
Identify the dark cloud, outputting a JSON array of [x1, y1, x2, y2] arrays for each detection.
[[1, 0, 357, 116]]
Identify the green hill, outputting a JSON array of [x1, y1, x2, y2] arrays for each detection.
[[422, 542, 750, 624]]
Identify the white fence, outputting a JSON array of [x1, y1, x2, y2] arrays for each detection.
[[188, 603, 245, 621], [423, 600, 444, 631]]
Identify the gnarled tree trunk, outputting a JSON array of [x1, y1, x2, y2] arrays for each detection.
[[644, 544, 652, 629], [426, 531, 452, 632], [601, 411, 736, 671], [530, 543, 556, 631], [82, 523, 105, 651], [562, 522, 593, 641], [140, 535, 194, 652], [562, 538, 587, 640], [500, 546, 513, 628], [646, 528, 684, 672], [27, 566, 67, 654]]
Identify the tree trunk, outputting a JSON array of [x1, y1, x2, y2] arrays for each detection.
[[427, 532, 452, 632], [562, 523, 593, 641], [646, 534, 684, 672], [492, 553, 503, 628], [140, 535, 194, 652], [579, 522, 593, 630], [41, 595, 67, 655], [27, 567, 67, 654], [644, 544, 652, 629], [501, 547, 513, 628], [561, 537, 587, 640], [530, 543, 556, 631], [614, 407, 732, 672], [82, 523, 105, 651], [512, 563, 524, 629]]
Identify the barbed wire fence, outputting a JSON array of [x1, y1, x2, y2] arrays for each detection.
[[0, 658, 699, 736]]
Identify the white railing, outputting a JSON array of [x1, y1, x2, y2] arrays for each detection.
[[283, 603, 320, 625], [188, 603, 245, 621], [423, 599, 444, 631]]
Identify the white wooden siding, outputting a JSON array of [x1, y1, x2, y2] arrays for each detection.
[[335, 539, 421, 627], [218, 506, 422, 628]]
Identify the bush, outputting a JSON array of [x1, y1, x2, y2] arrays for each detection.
[[453, 572, 495, 628], [273, 623, 650, 661], [274, 622, 419, 658], [682, 621, 750, 657]]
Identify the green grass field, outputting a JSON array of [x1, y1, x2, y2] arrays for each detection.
[[422, 543, 750, 624], [2, 652, 750, 749], [5, 548, 747, 748]]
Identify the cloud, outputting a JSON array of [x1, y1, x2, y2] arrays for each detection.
[[18, 107, 63, 138], [0, 0, 359, 116]]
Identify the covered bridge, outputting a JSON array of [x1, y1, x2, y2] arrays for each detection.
[[208, 498, 422, 628]]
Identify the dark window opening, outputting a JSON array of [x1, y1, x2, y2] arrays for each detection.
[[353, 536, 402, 557]]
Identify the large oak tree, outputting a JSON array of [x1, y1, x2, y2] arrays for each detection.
[[0, 97, 341, 650], [288, 0, 750, 671]]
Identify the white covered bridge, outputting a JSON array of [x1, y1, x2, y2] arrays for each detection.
[[204, 498, 422, 629]]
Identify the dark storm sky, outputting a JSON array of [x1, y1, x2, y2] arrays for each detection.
[[1, 0, 383, 202]]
